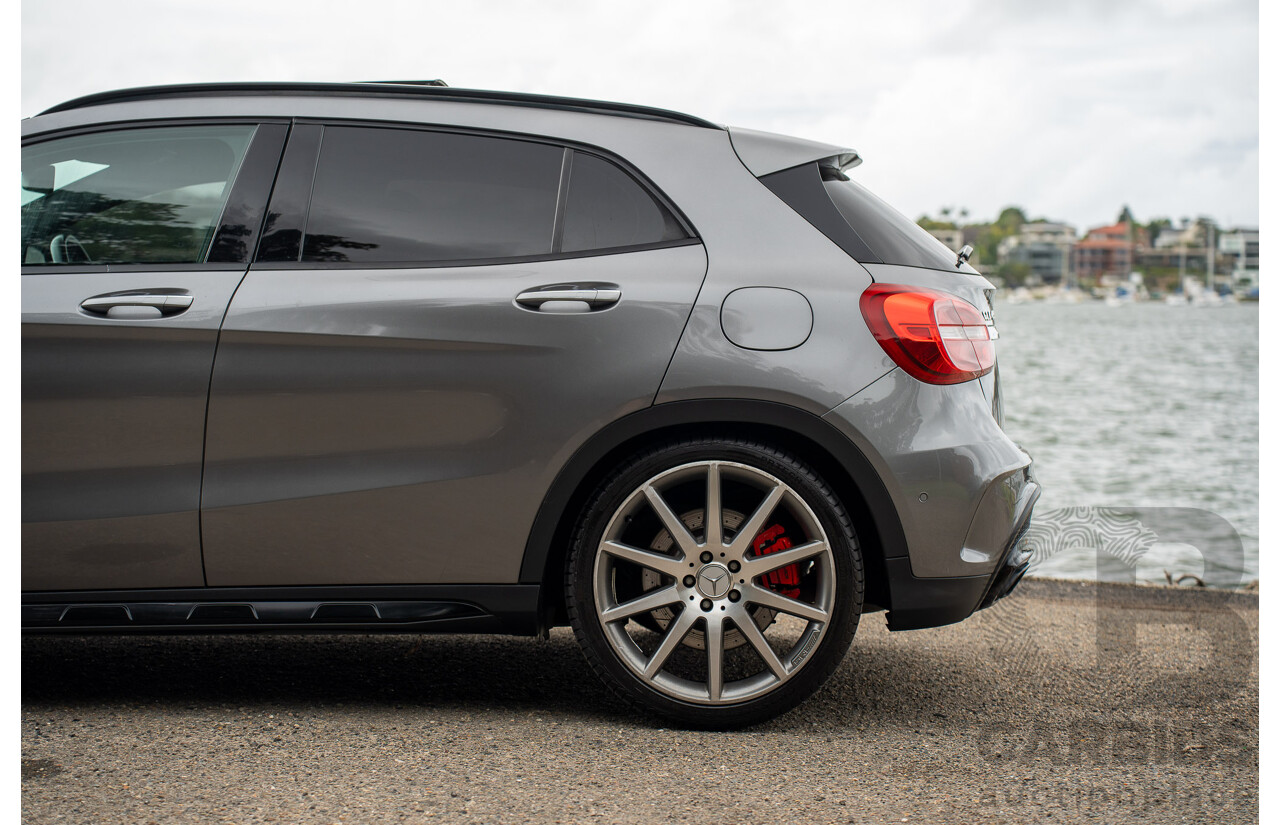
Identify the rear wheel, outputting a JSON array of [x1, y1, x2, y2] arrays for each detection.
[[566, 438, 863, 728]]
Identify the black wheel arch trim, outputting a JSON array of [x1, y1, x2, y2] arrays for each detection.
[[517, 399, 909, 625]]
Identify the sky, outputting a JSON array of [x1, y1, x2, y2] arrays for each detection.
[[20, 0, 1260, 232]]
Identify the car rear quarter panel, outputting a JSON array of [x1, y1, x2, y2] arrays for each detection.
[[820, 263, 1033, 578]]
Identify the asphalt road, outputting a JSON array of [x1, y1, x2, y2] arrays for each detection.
[[21, 579, 1258, 824]]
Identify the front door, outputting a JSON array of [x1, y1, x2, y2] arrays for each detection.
[[21, 122, 284, 590]]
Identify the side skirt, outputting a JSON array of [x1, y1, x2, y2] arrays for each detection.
[[22, 584, 541, 636]]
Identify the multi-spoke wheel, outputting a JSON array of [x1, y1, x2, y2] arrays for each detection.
[[567, 439, 862, 728]]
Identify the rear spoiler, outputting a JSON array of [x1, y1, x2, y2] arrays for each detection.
[[727, 126, 861, 177]]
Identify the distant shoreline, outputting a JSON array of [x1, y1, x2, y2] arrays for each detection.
[[1022, 575, 1258, 599]]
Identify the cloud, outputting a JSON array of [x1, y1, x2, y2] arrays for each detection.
[[21, 0, 1258, 229]]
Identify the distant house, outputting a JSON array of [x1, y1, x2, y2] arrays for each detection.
[[1138, 221, 1226, 276], [1219, 229, 1259, 287], [1072, 221, 1147, 281], [1139, 245, 1209, 273], [997, 222, 1076, 284], [1154, 225, 1201, 249], [924, 227, 965, 254]]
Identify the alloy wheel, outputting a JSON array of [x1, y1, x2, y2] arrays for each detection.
[[591, 460, 837, 705]]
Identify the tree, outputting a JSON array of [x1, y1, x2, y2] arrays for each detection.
[[970, 206, 1029, 268], [996, 207, 1028, 229], [1145, 217, 1172, 246]]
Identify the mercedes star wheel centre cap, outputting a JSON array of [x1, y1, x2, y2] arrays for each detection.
[[696, 563, 732, 598]]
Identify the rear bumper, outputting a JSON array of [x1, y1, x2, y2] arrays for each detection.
[[822, 369, 1037, 580], [882, 478, 1039, 631]]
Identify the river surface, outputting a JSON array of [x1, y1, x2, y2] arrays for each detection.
[[994, 299, 1258, 587]]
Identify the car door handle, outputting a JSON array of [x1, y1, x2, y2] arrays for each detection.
[[515, 283, 621, 312], [80, 292, 194, 317]]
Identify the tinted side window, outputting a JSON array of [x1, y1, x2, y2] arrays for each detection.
[[302, 127, 563, 263], [561, 153, 687, 253], [20, 125, 256, 265]]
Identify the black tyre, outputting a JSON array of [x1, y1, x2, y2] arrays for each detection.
[[566, 438, 863, 728]]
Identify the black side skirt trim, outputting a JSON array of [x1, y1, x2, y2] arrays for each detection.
[[22, 584, 540, 636]]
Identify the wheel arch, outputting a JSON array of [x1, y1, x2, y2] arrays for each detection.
[[520, 399, 906, 629]]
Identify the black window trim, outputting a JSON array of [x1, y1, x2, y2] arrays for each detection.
[[253, 117, 701, 270], [254, 123, 323, 263], [206, 123, 290, 264], [19, 116, 292, 147], [550, 148, 572, 254], [20, 117, 289, 274], [249, 238, 704, 272]]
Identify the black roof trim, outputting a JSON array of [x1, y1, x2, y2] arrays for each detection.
[[364, 79, 449, 87], [38, 82, 723, 129]]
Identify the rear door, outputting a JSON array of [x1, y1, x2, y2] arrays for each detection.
[[21, 122, 286, 591], [200, 123, 707, 586]]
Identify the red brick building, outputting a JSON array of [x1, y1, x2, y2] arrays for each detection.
[[1072, 221, 1149, 280]]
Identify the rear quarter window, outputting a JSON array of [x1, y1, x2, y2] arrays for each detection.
[[561, 152, 688, 252]]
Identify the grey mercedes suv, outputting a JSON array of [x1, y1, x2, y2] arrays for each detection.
[[21, 82, 1038, 727]]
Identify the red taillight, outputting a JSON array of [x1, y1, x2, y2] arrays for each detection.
[[859, 284, 994, 384]]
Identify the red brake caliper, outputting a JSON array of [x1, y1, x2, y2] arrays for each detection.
[[752, 524, 801, 599]]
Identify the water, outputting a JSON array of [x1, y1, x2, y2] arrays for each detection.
[[994, 299, 1259, 587]]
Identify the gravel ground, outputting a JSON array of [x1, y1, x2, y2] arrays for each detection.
[[21, 578, 1258, 824]]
